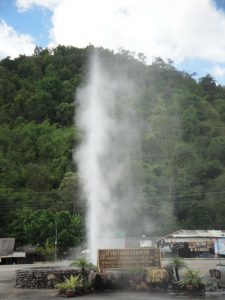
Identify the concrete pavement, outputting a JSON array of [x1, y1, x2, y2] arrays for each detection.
[[0, 259, 225, 299]]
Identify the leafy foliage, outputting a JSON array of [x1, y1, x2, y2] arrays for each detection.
[[179, 269, 202, 288], [70, 257, 96, 271], [35, 240, 55, 261], [6, 208, 84, 254], [55, 275, 83, 290], [1, 45, 225, 245]]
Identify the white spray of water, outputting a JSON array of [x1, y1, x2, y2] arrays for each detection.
[[75, 55, 142, 262], [75, 54, 118, 262], [75, 51, 170, 262]]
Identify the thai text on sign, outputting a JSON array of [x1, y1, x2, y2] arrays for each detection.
[[98, 248, 161, 270]]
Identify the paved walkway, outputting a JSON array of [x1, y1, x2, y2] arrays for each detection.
[[0, 260, 225, 299], [0, 287, 225, 300]]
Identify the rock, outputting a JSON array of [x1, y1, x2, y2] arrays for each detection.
[[15, 267, 80, 289], [47, 274, 56, 280]]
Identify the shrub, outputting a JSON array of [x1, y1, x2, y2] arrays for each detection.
[[55, 275, 83, 290], [179, 269, 202, 288]]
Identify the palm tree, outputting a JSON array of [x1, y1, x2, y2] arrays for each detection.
[[70, 257, 96, 274], [169, 257, 187, 281]]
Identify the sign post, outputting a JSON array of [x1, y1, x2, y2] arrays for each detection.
[[98, 248, 161, 271]]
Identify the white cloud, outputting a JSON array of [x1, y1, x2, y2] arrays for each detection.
[[212, 65, 225, 77], [13, 0, 225, 65], [16, 0, 58, 11], [0, 20, 35, 59], [45, 0, 225, 64]]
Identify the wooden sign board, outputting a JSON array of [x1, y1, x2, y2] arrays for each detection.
[[98, 248, 161, 270]]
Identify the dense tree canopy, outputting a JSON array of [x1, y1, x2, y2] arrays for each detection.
[[1, 45, 225, 248]]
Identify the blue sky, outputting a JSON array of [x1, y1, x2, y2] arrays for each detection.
[[1, 0, 225, 85], [214, 0, 225, 10], [0, 0, 52, 46]]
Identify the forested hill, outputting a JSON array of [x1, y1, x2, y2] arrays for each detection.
[[1, 45, 225, 246]]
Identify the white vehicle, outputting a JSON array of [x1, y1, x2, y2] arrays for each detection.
[[216, 264, 225, 288]]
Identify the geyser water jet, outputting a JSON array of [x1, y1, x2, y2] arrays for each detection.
[[75, 53, 119, 262], [74, 50, 174, 262], [75, 52, 147, 262]]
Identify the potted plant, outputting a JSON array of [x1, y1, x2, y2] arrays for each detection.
[[179, 269, 205, 293], [146, 267, 170, 291], [55, 275, 83, 297]]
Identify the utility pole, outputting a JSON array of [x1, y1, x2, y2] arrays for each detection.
[[54, 218, 58, 261]]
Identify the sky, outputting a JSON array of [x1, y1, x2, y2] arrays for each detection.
[[1, 0, 225, 84]]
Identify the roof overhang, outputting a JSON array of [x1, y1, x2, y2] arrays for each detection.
[[0, 251, 26, 258]]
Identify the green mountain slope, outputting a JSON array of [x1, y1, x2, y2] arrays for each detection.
[[1, 45, 225, 248]]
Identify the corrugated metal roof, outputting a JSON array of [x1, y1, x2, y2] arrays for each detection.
[[163, 237, 212, 243], [167, 230, 225, 238], [0, 251, 26, 258]]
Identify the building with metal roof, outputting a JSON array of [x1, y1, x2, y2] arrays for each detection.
[[0, 238, 25, 264], [158, 230, 225, 258]]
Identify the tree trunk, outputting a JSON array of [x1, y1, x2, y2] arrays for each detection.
[[175, 266, 180, 281]]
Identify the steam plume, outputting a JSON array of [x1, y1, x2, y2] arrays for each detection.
[[75, 50, 174, 262]]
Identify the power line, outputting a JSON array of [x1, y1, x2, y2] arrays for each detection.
[[0, 198, 223, 210], [1, 189, 225, 198]]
